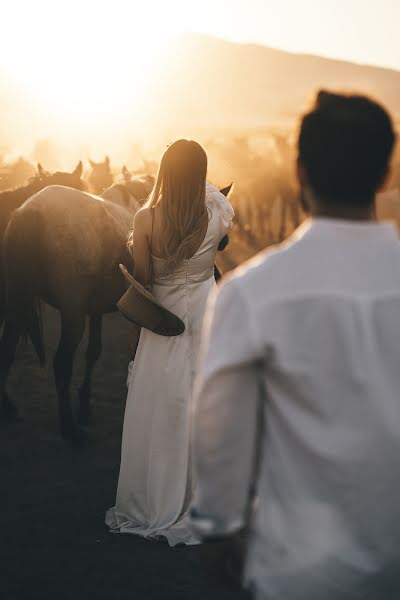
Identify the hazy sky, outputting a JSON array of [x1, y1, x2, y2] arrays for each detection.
[[0, 0, 398, 158], [195, 0, 400, 71], [1, 0, 399, 73]]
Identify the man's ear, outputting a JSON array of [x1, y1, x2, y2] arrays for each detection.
[[296, 158, 312, 214], [377, 164, 394, 193], [296, 157, 306, 186]]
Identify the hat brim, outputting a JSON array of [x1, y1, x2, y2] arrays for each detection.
[[117, 264, 185, 337]]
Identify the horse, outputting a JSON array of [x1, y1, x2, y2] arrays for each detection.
[[121, 165, 155, 199], [88, 156, 113, 194], [100, 167, 155, 211], [0, 162, 85, 320], [101, 181, 141, 212], [0, 183, 232, 442], [0, 162, 84, 239]]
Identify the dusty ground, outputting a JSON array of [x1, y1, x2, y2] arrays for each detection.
[[1, 305, 247, 600]]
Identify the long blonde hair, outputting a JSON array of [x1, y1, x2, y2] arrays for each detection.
[[143, 139, 208, 272]]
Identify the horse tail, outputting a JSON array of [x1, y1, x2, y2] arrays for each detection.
[[3, 208, 45, 366]]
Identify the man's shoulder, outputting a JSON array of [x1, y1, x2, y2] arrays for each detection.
[[222, 239, 294, 293]]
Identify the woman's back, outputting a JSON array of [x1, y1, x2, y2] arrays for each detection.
[[151, 183, 232, 287]]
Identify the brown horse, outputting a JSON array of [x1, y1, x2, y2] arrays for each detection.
[[0, 183, 231, 442], [0, 186, 134, 441], [101, 180, 141, 212], [0, 162, 85, 320], [121, 166, 155, 199], [0, 162, 84, 242], [101, 168, 155, 211], [88, 156, 113, 194]]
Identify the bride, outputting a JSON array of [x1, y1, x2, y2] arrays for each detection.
[[106, 139, 234, 546]]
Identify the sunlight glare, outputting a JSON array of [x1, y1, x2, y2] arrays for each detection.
[[0, 1, 174, 136]]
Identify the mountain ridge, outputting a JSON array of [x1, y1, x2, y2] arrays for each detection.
[[151, 33, 400, 131]]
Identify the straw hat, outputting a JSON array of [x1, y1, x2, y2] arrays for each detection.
[[117, 264, 185, 337]]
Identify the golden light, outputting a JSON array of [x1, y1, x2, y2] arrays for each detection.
[[0, 0, 175, 142], [1, 0, 399, 162]]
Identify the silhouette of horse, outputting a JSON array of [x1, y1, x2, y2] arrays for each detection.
[[88, 156, 113, 194], [0, 183, 232, 442]]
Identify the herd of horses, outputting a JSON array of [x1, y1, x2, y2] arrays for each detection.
[[0, 159, 231, 443]]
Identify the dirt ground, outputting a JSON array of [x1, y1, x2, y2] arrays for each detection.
[[1, 305, 247, 600]]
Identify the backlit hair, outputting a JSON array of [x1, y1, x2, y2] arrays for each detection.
[[144, 139, 208, 272]]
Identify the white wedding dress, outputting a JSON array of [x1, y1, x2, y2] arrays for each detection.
[[106, 184, 234, 546]]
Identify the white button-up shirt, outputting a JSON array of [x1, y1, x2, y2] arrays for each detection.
[[192, 218, 400, 600]]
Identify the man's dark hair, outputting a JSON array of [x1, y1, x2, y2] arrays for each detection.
[[298, 90, 396, 206]]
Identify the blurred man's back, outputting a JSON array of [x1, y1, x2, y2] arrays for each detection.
[[240, 218, 400, 598], [191, 92, 400, 599]]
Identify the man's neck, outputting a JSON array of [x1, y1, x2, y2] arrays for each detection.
[[301, 188, 377, 222], [310, 200, 376, 222], [311, 209, 375, 222]]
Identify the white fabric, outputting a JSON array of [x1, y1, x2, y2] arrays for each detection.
[[106, 185, 234, 546], [192, 218, 400, 598]]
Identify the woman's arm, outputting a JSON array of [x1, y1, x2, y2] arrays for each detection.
[[132, 208, 152, 289]]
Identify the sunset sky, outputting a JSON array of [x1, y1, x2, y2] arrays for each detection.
[[0, 0, 398, 161]]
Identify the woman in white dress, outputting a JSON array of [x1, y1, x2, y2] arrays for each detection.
[[106, 140, 234, 546]]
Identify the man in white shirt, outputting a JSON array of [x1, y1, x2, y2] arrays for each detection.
[[190, 90, 399, 599]]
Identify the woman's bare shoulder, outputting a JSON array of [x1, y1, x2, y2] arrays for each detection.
[[134, 206, 153, 230]]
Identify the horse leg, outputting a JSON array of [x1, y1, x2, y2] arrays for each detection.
[[0, 320, 21, 421], [53, 309, 86, 442], [78, 314, 102, 426]]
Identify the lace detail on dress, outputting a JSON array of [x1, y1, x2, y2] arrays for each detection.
[[206, 183, 234, 231]]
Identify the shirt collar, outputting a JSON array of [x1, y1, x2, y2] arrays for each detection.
[[293, 217, 399, 243]]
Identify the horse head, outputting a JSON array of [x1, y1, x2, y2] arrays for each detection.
[[88, 156, 113, 194], [35, 161, 86, 191], [125, 174, 155, 202]]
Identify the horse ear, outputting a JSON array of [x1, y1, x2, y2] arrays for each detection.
[[73, 161, 83, 178], [105, 155, 110, 167], [219, 182, 234, 197], [89, 159, 95, 168], [37, 163, 45, 177]]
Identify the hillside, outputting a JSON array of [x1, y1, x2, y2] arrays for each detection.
[[152, 33, 400, 130]]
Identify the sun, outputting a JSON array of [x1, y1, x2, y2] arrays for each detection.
[[1, 0, 173, 139]]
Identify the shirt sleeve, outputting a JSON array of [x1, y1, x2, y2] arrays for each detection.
[[190, 278, 263, 538]]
